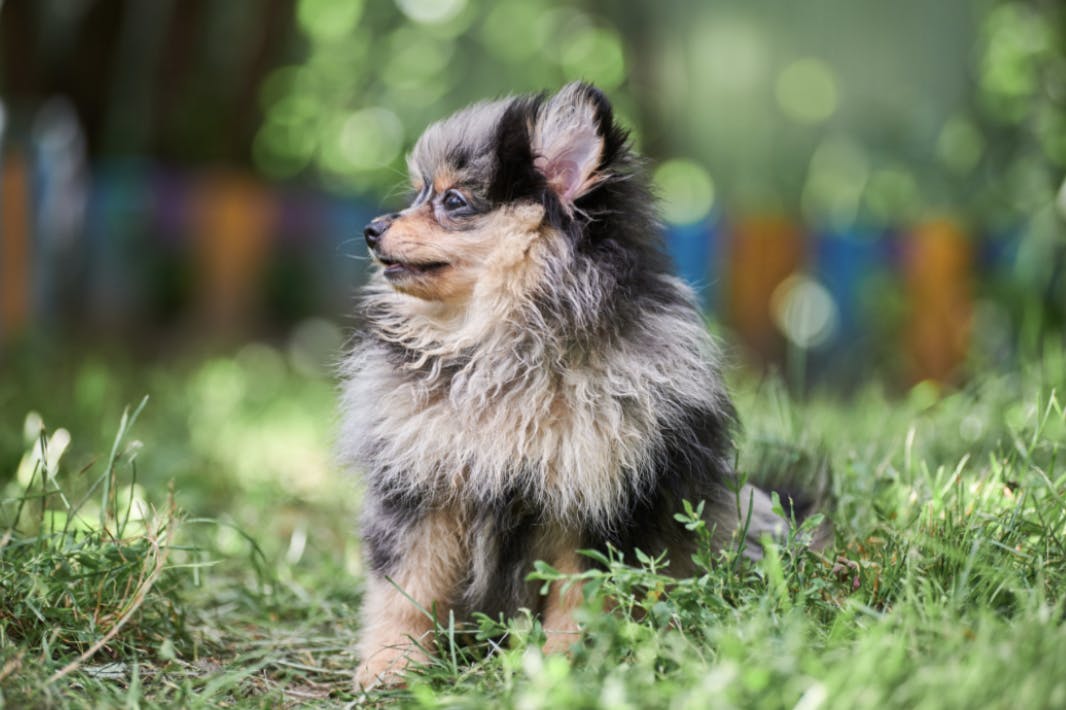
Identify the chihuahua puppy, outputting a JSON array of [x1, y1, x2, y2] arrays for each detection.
[[341, 82, 819, 688]]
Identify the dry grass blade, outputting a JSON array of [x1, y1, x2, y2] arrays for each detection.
[[45, 495, 180, 685]]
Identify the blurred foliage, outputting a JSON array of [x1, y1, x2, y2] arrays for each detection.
[[253, 0, 634, 196], [0, 331, 352, 557], [4, 0, 1062, 234], [968, 0, 1066, 334], [246, 0, 1065, 248], [971, 1, 1066, 224]]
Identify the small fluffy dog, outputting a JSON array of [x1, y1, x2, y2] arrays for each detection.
[[341, 82, 818, 688]]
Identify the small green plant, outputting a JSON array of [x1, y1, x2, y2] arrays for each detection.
[[0, 400, 190, 706]]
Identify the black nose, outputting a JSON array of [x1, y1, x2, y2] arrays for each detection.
[[363, 215, 394, 248]]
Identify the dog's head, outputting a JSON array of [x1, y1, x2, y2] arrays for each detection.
[[363, 82, 634, 304]]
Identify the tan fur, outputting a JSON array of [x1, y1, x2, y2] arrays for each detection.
[[354, 507, 466, 689], [374, 203, 546, 305], [432, 168, 460, 195], [539, 546, 586, 654]]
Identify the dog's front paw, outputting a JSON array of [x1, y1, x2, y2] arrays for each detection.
[[542, 628, 581, 655], [354, 646, 419, 691]]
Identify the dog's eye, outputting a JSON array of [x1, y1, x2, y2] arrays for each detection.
[[442, 190, 468, 211]]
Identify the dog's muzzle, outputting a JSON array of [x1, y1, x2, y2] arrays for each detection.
[[363, 214, 396, 250]]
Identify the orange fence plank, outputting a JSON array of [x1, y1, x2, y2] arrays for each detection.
[[192, 171, 275, 334], [904, 218, 973, 384], [724, 216, 806, 366], [1, 152, 32, 342]]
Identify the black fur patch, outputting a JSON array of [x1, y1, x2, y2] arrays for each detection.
[[359, 445, 432, 575], [489, 96, 547, 204], [448, 145, 472, 171], [589, 400, 739, 568], [461, 494, 544, 617], [361, 490, 425, 574]]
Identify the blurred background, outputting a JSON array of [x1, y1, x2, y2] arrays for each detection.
[[1, 0, 1064, 386], [2, 4, 1066, 698], [0, 0, 1064, 581]]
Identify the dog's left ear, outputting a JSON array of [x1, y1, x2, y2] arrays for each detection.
[[533, 82, 613, 206]]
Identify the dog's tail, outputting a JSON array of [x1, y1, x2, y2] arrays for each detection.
[[737, 442, 834, 554]]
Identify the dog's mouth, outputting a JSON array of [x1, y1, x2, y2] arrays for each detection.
[[377, 255, 450, 279]]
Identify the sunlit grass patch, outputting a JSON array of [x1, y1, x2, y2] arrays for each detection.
[[0, 401, 189, 705], [0, 343, 1064, 706], [0, 392, 362, 706]]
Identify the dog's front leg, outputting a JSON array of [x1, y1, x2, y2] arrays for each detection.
[[355, 508, 465, 689], [540, 546, 585, 654]]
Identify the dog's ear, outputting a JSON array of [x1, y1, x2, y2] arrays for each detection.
[[533, 82, 614, 206], [491, 98, 543, 204]]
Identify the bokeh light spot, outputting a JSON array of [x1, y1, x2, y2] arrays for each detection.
[[534, 8, 591, 58], [654, 159, 716, 225], [337, 107, 404, 170], [776, 58, 838, 124], [959, 414, 986, 443], [297, 0, 363, 41], [978, 4, 1051, 123], [383, 29, 455, 90], [771, 274, 840, 349], [802, 137, 869, 229], [693, 20, 767, 93], [481, 1, 543, 62], [395, 0, 466, 25], [288, 318, 345, 379], [559, 27, 626, 90], [258, 67, 303, 111], [936, 116, 985, 174], [236, 343, 286, 396], [864, 167, 921, 222], [252, 95, 319, 178]]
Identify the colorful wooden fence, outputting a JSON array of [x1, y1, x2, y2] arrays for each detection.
[[0, 149, 1025, 385], [4, 156, 374, 340], [668, 215, 990, 384]]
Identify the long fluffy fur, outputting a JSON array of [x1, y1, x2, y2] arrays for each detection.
[[341, 84, 802, 679]]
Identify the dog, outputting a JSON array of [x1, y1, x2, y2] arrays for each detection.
[[340, 82, 823, 689]]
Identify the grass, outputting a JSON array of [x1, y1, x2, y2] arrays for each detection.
[[1, 338, 1064, 708]]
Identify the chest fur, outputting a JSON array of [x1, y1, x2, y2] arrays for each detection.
[[339, 296, 726, 524], [343, 350, 665, 522]]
